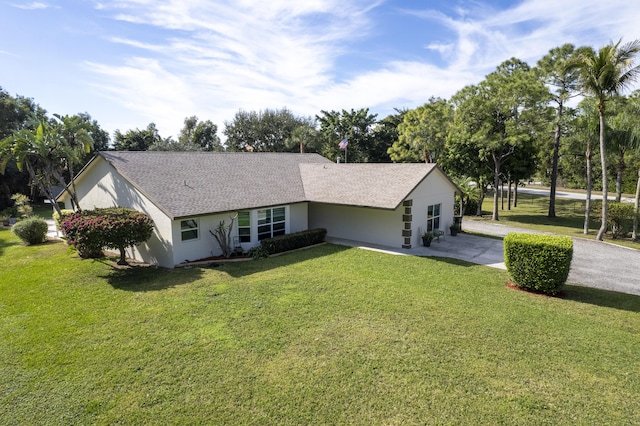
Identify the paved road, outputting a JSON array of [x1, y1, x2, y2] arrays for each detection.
[[518, 187, 635, 203], [463, 220, 640, 296]]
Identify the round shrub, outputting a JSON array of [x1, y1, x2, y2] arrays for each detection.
[[52, 209, 74, 234], [12, 217, 48, 245], [504, 233, 573, 295], [60, 211, 104, 258]]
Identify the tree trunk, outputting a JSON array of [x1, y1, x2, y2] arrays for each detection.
[[616, 153, 624, 202], [492, 154, 500, 221], [25, 160, 62, 216], [500, 179, 504, 211], [633, 167, 640, 241], [596, 108, 608, 241], [514, 179, 519, 207], [117, 247, 128, 265], [584, 142, 592, 234], [477, 186, 485, 216], [548, 102, 563, 218], [507, 177, 512, 210]]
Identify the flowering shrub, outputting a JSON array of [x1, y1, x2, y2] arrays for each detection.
[[61, 208, 154, 264]]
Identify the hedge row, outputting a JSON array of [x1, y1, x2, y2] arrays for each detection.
[[260, 228, 327, 255], [504, 233, 573, 295]]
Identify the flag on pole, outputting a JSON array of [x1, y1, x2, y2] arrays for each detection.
[[338, 138, 348, 149]]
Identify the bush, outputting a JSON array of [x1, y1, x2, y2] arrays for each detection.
[[504, 233, 573, 295], [52, 209, 74, 233], [259, 228, 326, 255], [10, 193, 32, 219], [12, 217, 48, 245], [60, 207, 154, 263], [607, 202, 634, 239]]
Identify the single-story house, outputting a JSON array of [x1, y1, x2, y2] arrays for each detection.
[[57, 151, 460, 267]]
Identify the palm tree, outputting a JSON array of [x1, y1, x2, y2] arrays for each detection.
[[53, 114, 93, 210], [0, 121, 63, 215], [577, 39, 640, 240]]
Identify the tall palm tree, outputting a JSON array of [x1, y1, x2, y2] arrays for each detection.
[[53, 114, 93, 210], [577, 39, 640, 240]]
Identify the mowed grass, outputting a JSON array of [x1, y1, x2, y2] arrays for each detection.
[[471, 191, 640, 249], [1, 229, 640, 424]]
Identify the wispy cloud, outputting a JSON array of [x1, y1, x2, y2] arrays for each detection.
[[84, 0, 640, 138], [11, 1, 52, 10]]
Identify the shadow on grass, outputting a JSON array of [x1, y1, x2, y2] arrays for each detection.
[[0, 228, 20, 256], [222, 243, 351, 278], [417, 256, 481, 268], [99, 263, 205, 292], [562, 285, 640, 313]]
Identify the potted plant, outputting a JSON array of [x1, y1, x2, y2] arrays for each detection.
[[450, 223, 460, 236], [1, 208, 11, 227], [422, 231, 434, 247]]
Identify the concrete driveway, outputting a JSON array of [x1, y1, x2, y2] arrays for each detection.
[[328, 220, 640, 296]]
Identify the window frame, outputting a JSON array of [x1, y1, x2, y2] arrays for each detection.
[[237, 211, 251, 243], [257, 206, 286, 241], [180, 218, 199, 242], [427, 203, 441, 232]]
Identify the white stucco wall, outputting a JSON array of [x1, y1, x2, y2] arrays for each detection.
[[309, 203, 404, 247], [60, 158, 175, 267], [172, 203, 309, 265], [308, 169, 458, 249], [406, 169, 458, 248]]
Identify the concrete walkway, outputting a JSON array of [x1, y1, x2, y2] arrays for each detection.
[[328, 220, 640, 296], [46, 218, 61, 239]]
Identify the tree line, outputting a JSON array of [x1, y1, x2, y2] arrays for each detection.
[[2, 39, 640, 240]]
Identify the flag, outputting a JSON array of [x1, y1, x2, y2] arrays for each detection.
[[338, 138, 348, 149]]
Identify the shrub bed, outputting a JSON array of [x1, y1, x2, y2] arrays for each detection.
[[12, 217, 48, 245], [504, 233, 573, 295], [260, 228, 327, 255], [607, 202, 634, 239]]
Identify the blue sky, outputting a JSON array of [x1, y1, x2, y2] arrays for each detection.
[[1, 0, 639, 140]]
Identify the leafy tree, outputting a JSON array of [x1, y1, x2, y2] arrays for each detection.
[[388, 98, 453, 163], [224, 108, 307, 152], [370, 110, 406, 163], [537, 44, 587, 217], [113, 123, 162, 151], [285, 120, 322, 153], [448, 58, 550, 220], [53, 114, 94, 209], [1, 121, 62, 214], [577, 39, 640, 240], [0, 88, 45, 207], [178, 116, 223, 151], [317, 108, 378, 163]]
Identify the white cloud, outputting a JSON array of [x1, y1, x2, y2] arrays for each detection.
[[83, 0, 640, 138], [11, 2, 51, 10]]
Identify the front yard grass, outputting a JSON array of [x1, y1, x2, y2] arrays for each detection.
[[1, 229, 639, 424], [471, 192, 640, 249]]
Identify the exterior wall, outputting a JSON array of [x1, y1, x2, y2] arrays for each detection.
[[308, 169, 458, 249], [61, 158, 175, 267], [308, 203, 405, 247], [406, 170, 458, 248], [289, 202, 308, 233], [172, 203, 308, 265]]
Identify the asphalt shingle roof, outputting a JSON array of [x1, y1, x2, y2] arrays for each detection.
[[94, 152, 443, 218], [98, 151, 330, 218], [299, 163, 437, 209]]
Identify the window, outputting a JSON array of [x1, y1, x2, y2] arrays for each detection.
[[427, 203, 441, 232], [181, 219, 199, 241], [257, 207, 286, 240], [238, 211, 251, 243]]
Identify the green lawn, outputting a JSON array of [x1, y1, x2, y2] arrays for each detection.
[[470, 191, 640, 249], [2, 229, 640, 424]]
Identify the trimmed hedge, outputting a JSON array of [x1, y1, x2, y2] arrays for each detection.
[[260, 228, 327, 255], [12, 217, 48, 245], [504, 233, 573, 295]]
